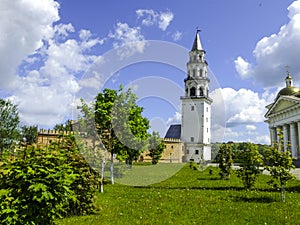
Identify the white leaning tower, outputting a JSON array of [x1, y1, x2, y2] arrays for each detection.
[[181, 30, 213, 162]]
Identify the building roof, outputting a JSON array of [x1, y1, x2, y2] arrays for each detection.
[[191, 29, 203, 51], [164, 124, 181, 139], [277, 86, 300, 97]]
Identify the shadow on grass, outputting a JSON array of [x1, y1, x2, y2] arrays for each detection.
[[232, 196, 276, 203], [133, 185, 244, 192]]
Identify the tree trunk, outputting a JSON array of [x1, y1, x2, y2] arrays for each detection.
[[281, 184, 285, 202], [110, 153, 114, 185], [100, 159, 105, 193]]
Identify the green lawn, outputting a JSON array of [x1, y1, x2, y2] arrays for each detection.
[[57, 164, 300, 225]]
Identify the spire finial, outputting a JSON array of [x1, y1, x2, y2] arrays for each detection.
[[196, 27, 201, 33], [286, 65, 290, 76]]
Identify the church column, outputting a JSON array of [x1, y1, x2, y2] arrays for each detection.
[[269, 127, 276, 146], [283, 124, 289, 152], [297, 121, 300, 157], [276, 127, 282, 144], [290, 123, 297, 158]]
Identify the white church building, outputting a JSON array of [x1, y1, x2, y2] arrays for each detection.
[[265, 72, 300, 159], [165, 30, 212, 163]]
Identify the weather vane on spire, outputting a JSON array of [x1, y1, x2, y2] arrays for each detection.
[[196, 27, 201, 33], [285, 65, 290, 75]]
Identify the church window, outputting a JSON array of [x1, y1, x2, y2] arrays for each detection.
[[193, 69, 197, 76], [195, 150, 199, 155], [200, 69, 203, 77], [191, 106, 194, 111], [187, 150, 189, 154], [191, 137, 194, 142], [190, 87, 196, 96], [200, 87, 204, 96], [171, 145, 173, 149], [207, 128, 208, 133], [206, 117, 208, 122], [206, 107, 208, 112]]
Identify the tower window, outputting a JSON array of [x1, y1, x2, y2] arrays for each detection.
[[190, 87, 196, 96], [200, 69, 203, 77], [206, 117, 208, 122], [193, 69, 196, 77], [207, 128, 208, 133], [206, 107, 208, 112], [200, 87, 204, 96], [195, 150, 199, 155], [191, 137, 194, 142], [191, 106, 194, 111]]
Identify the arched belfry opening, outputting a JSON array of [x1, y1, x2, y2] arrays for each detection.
[[190, 87, 196, 96]]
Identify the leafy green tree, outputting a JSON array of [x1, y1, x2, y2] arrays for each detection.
[[237, 142, 263, 189], [0, 99, 20, 159], [263, 139, 295, 202], [111, 87, 149, 166], [20, 125, 37, 145], [77, 99, 106, 192], [0, 145, 76, 225], [216, 143, 233, 179], [0, 135, 99, 224], [95, 86, 149, 182], [53, 119, 73, 132], [147, 131, 164, 164]]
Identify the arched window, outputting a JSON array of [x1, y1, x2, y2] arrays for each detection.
[[199, 87, 204, 96], [190, 87, 196, 96]]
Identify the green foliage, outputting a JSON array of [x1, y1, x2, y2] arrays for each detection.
[[20, 125, 37, 145], [147, 131, 164, 164], [0, 145, 76, 225], [95, 86, 149, 164], [216, 143, 233, 179], [0, 99, 20, 159], [53, 120, 73, 132], [0, 136, 99, 224], [264, 144, 295, 202], [236, 142, 263, 189]]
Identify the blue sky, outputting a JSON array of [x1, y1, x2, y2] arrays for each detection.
[[0, 0, 299, 144]]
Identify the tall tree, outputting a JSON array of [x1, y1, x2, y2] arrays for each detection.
[[263, 130, 295, 202], [216, 143, 233, 180], [77, 99, 105, 192], [237, 142, 263, 189], [20, 125, 37, 145], [95, 86, 149, 183], [0, 99, 20, 159], [147, 131, 164, 164]]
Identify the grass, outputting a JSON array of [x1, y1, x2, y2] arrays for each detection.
[[57, 164, 300, 225]]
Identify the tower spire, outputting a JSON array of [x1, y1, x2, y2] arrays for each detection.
[[191, 28, 203, 51], [285, 65, 292, 87]]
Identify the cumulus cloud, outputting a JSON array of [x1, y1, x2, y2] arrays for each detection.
[[0, 0, 105, 128], [136, 9, 174, 31], [172, 31, 183, 41], [0, 0, 59, 88], [234, 0, 300, 88], [109, 22, 147, 58], [221, 88, 268, 126]]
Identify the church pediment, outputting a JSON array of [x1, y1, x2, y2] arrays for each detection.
[[265, 95, 300, 117]]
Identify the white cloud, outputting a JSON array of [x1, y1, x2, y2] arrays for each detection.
[[246, 125, 256, 131], [136, 9, 174, 31], [0, 0, 60, 88], [158, 11, 174, 31], [109, 22, 147, 58], [235, 0, 300, 88], [220, 88, 268, 126], [172, 31, 183, 41], [166, 111, 181, 126], [0, 0, 105, 128]]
